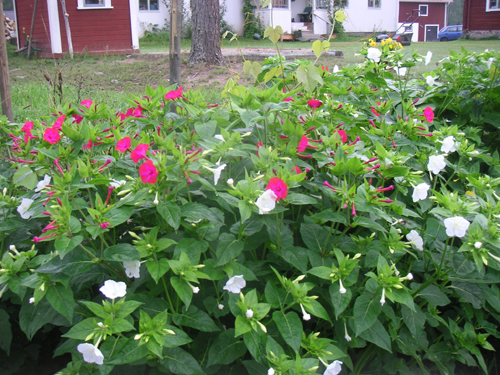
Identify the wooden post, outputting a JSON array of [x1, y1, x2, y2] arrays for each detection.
[[59, 0, 73, 59], [169, 0, 181, 86], [27, 0, 38, 59], [0, 2, 14, 122]]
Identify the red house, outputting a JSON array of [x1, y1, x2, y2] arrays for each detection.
[[398, 0, 453, 42], [463, 0, 500, 39], [14, 0, 140, 58]]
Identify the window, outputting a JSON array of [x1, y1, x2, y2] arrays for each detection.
[[77, 0, 112, 9], [487, 0, 500, 11], [139, 0, 159, 11], [368, 0, 381, 9], [419, 5, 428, 16], [272, 0, 289, 8]]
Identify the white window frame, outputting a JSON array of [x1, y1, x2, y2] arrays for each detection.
[[486, 0, 500, 11], [139, 0, 160, 11], [368, 0, 381, 9], [419, 5, 428, 16], [77, 0, 113, 10]]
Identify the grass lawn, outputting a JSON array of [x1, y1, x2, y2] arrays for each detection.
[[4, 37, 500, 123]]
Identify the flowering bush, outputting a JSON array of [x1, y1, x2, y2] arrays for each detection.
[[0, 45, 499, 375]]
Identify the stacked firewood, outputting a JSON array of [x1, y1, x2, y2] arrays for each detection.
[[4, 15, 15, 40]]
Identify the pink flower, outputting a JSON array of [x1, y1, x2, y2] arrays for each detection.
[[100, 222, 111, 229], [81, 99, 93, 108], [24, 130, 37, 144], [139, 160, 158, 184], [423, 107, 434, 123], [131, 143, 149, 163], [283, 97, 294, 102], [307, 99, 323, 109], [43, 128, 60, 145], [321, 66, 329, 71], [165, 87, 183, 100], [335, 130, 347, 143], [266, 177, 287, 200], [298, 135, 309, 152], [371, 107, 380, 117], [256, 142, 264, 157], [83, 139, 93, 150], [294, 166, 301, 174], [21, 121, 34, 132], [116, 137, 131, 153], [72, 114, 84, 124], [52, 115, 66, 130]]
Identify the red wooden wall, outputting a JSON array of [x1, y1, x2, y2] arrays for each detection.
[[399, 2, 446, 42], [463, 0, 500, 31], [15, 0, 134, 57]]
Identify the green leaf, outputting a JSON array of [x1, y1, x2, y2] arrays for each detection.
[[146, 258, 170, 283], [106, 206, 133, 227], [106, 338, 149, 365], [451, 282, 484, 309], [81, 301, 108, 319], [235, 314, 253, 337], [158, 201, 181, 230], [19, 298, 61, 340], [173, 305, 220, 332], [417, 284, 451, 306], [62, 318, 97, 340], [163, 325, 193, 348], [238, 200, 252, 224], [358, 319, 392, 352], [171, 276, 193, 309], [54, 235, 83, 259], [335, 9, 346, 22], [207, 329, 248, 367], [303, 299, 332, 322], [111, 318, 135, 334], [243, 329, 267, 365], [264, 25, 283, 44], [401, 304, 426, 339], [0, 309, 12, 355], [273, 311, 302, 353], [46, 283, 74, 323], [353, 294, 382, 335], [103, 243, 140, 262], [300, 223, 329, 253], [296, 64, 324, 92], [287, 193, 318, 205], [216, 233, 244, 266], [265, 282, 288, 309], [195, 120, 216, 139], [312, 40, 323, 58], [116, 300, 143, 319], [330, 283, 353, 319], [161, 347, 205, 375], [13, 167, 38, 190], [174, 238, 208, 264]]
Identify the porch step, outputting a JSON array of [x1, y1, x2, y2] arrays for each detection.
[[292, 22, 313, 32], [295, 30, 324, 42]]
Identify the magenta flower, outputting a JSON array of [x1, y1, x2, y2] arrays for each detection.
[[81, 99, 93, 108], [423, 107, 434, 123], [131, 143, 149, 163], [165, 87, 183, 100], [266, 177, 287, 200], [139, 160, 158, 184], [307, 99, 323, 109], [116, 137, 131, 153], [298, 135, 309, 152], [52, 115, 66, 130], [21, 121, 34, 132], [43, 128, 60, 145]]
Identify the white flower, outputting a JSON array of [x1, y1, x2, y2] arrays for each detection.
[[487, 57, 494, 70], [227, 178, 234, 185], [324, 360, 343, 375], [255, 190, 277, 215], [475, 242, 483, 249], [110, 179, 126, 188], [426, 75, 436, 86], [214, 134, 225, 142], [97, 322, 105, 328], [367, 47, 382, 63], [204, 164, 226, 185], [427, 154, 446, 175], [268, 368, 275, 375], [35, 175, 51, 192], [333, 65, 339, 73], [441, 136, 457, 153], [245, 309, 254, 319], [412, 183, 430, 202], [406, 230, 424, 251], [77, 343, 104, 365], [123, 261, 140, 278], [339, 279, 347, 294], [300, 303, 311, 321], [345, 334, 352, 342], [191, 285, 200, 294], [218, 304, 224, 310], [425, 51, 433, 65], [444, 216, 470, 238], [400, 273, 413, 281], [395, 66, 407, 76], [380, 288, 386, 306], [99, 279, 127, 299], [223, 275, 246, 294], [29, 297, 35, 304], [17, 198, 34, 219]]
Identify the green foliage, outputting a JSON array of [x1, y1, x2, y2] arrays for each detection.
[[1, 43, 500, 375], [243, 0, 264, 39]]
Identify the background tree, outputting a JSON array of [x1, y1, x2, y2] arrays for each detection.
[[447, 0, 464, 26], [188, 0, 224, 66]]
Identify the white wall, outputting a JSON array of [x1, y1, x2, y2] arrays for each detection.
[[258, 8, 292, 34], [291, 0, 308, 22], [343, 0, 399, 33], [137, 0, 169, 37], [224, 1, 245, 35]]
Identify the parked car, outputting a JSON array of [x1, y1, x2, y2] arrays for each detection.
[[438, 25, 463, 41]]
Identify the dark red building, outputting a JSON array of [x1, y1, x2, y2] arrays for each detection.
[[14, 0, 139, 58], [463, 0, 500, 38], [399, 0, 452, 42]]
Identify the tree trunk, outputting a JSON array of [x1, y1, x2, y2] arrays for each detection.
[[0, 2, 13, 121], [169, 0, 181, 86], [188, 0, 225, 66]]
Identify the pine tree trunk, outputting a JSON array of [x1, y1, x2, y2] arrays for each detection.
[[169, 0, 182, 86], [188, 0, 225, 66]]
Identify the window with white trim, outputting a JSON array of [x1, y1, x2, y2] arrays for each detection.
[[139, 0, 159, 11], [419, 5, 428, 16], [487, 0, 499, 11], [77, 0, 113, 9], [272, 0, 289, 8], [368, 0, 381, 9]]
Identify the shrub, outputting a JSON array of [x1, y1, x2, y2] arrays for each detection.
[[0, 39, 499, 375]]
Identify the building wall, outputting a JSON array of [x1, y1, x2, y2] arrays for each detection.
[[14, 0, 52, 56], [399, 2, 446, 41], [343, 0, 399, 33], [463, 0, 500, 32]]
